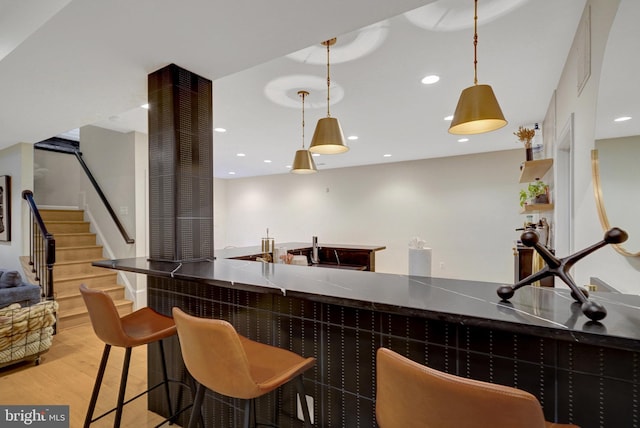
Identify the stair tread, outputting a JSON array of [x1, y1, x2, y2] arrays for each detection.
[[55, 258, 108, 266], [59, 299, 132, 318], [56, 271, 116, 281], [56, 284, 124, 298], [56, 245, 103, 250]]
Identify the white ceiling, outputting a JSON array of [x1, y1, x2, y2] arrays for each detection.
[[595, 0, 640, 141], [0, 0, 607, 179]]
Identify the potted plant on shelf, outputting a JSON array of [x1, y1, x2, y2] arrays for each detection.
[[519, 180, 549, 207]]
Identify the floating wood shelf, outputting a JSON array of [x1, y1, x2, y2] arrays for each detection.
[[520, 203, 554, 214], [519, 159, 553, 183]]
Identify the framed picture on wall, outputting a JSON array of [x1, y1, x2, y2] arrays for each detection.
[[0, 175, 10, 242]]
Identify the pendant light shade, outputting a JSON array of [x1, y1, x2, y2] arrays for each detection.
[[291, 90, 318, 174], [448, 0, 507, 135], [309, 117, 348, 154], [309, 38, 349, 154], [449, 84, 506, 135], [291, 149, 317, 174]]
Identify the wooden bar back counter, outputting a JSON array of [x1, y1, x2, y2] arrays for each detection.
[[95, 247, 640, 428]]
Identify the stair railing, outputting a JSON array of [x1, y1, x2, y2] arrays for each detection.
[[72, 151, 135, 244], [22, 190, 55, 301]]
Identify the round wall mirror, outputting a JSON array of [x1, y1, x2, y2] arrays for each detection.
[[592, 0, 640, 256]]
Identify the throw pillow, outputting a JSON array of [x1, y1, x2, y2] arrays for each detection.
[[0, 271, 23, 288]]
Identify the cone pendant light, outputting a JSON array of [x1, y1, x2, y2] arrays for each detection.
[[309, 38, 349, 154], [291, 90, 318, 174], [449, 0, 507, 135]]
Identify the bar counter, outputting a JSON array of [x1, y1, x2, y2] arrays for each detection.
[[94, 251, 640, 427]]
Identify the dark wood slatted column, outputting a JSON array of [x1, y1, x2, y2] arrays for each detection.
[[147, 64, 213, 262]]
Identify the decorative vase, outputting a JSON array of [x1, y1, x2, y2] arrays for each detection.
[[525, 147, 533, 161]]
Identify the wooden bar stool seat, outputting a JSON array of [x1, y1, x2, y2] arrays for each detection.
[[80, 284, 181, 427], [172, 307, 316, 428], [376, 347, 579, 428]]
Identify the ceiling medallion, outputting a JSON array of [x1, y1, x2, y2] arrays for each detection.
[[404, 0, 528, 32], [264, 74, 344, 109], [286, 21, 389, 65]]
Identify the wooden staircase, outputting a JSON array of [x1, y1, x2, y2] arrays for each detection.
[[22, 209, 133, 330]]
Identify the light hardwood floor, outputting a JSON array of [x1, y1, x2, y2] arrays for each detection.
[[0, 323, 179, 427]]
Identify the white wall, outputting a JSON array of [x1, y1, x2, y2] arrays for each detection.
[[222, 149, 524, 284], [595, 135, 640, 246], [133, 130, 149, 308], [214, 177, 228, 250], [552, 0, 640, 294], [79, 126, 138, 298], [34, 150, 81, 206], [0, 143, 34, 273]]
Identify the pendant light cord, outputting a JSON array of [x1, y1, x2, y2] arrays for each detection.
[[473, 0, 478, 85], [326, 40, 331, 117], [300, 91, 307, 148]]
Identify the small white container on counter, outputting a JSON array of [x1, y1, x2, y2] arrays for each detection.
[[291, 255, 308, 266], [408, 248, 432, 277]]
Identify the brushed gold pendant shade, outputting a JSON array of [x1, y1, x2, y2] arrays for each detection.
[[449, 0, 507, 135], [309, 38, 349, 154], [449, 84, 506, 135], [291, 149, 317, 174], [291, 90, 318, 174], [309, 117, 347, 154]]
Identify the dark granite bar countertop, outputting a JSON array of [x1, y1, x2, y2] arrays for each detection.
[[94, 251, 640, 352]]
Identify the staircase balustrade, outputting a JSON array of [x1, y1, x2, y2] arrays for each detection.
[[22, 190, 55, 300]]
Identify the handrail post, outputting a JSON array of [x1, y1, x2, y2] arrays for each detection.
[[45, 234, 55, 301], [28, 210, 34, 267]]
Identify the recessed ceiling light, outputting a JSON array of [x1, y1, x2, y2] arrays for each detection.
[[140, 103, 149, 109], [444, 115, 453, 121], [383, 154, 392, 157], [286, 165, 292, 169], [614, 116, 632, 122], [312, 153, 320, 157], [458, 138, 469, 142], [421, 75, 440, 84], [264, 160, 272, 163], [228, 171, 236, 175], [236, 153, 245, 157], [214, 127, 227, 133], [347, 135, 359, 140]]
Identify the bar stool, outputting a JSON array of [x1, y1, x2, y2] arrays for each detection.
[[80, 284, 179, 428], [172, 307, 316, 428], [376, 348, 579, 428]]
